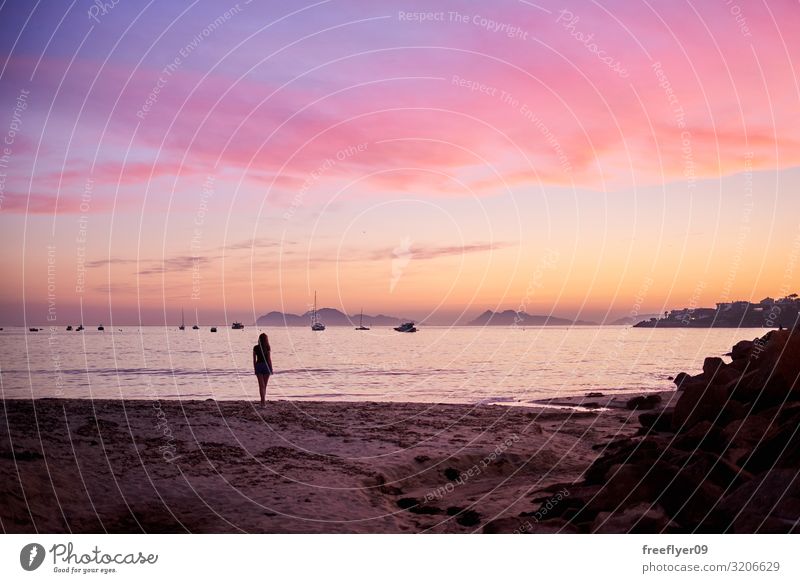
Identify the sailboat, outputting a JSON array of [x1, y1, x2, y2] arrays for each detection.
[[179, 308, 185, 330], [311, 291, 325, 331], [355, 308, 369, 331]]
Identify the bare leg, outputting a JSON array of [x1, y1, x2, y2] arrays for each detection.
[[257, 374, 267, 407], [263, 374, 270, 403]]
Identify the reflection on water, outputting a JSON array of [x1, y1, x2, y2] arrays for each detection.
[[0, 325, 766, 404]]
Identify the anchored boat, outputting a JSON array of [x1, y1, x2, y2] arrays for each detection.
[[394, 322, 417, 333], [311, 291, 325, 331]]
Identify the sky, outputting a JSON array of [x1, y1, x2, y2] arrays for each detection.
[[1, 0, 799, 325]]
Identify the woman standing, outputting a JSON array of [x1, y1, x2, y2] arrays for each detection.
[[253, 332, 273, 407]]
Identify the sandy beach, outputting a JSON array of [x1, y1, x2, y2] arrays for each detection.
[[0, 394, 660, 533]]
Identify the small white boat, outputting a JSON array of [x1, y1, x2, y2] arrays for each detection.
[[179, 308, 185, 330]]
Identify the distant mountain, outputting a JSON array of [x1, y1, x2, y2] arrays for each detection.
[[467, 310, 596, 326], [607, 314, 662, 326], [256, 308, 403, 327]]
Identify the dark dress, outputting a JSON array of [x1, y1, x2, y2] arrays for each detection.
[[253, 344, 272, 375]]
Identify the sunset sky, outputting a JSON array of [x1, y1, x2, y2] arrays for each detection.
[[1, 0, 799, 325]]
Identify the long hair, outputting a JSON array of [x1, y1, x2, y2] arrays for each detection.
[[258, 332, 270, 354]]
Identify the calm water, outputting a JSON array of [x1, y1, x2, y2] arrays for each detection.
[[0, 325, 766, 404]]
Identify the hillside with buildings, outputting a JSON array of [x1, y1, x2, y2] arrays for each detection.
[[634, 294, 800, 328]]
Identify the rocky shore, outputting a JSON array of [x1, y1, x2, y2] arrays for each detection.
[[485, 328, 800, 533]]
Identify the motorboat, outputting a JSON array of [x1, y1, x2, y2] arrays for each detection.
[[97, 325, 105, 331], [192, 324, 199, 330], [66, 325, 73, 331], [210, 327, 217, 332], [394, 322, 417, 333], [76, 325, 84, 331], [232, 322, 244, 329]]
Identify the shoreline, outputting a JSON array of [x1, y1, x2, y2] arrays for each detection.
[[4, 318, 797, 535], [1, 396, 649, 533]]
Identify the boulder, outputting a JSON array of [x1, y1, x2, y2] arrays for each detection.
[[720, 412, 769, 462], [703, 356, 726, 376], [738, 407, 800, 472], [673, 421, 726, 454], [455, 509, 481, 527], [703, 469, 800, 533], [699, 357, 746, 386], [746, 330, 800, 407], [673, 372, 691, 388], [626, 394, 662, 410], [638, 409, 673, 432], [592, 503, 674, 533], [672, 383, 730, 431], [729, 339, 755, 361], [652, 457, 726, 526]]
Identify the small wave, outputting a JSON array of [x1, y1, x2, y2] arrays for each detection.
[[275, 392, 386, 399], [475, 396, 517, 405]]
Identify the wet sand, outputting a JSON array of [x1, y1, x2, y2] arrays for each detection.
[[0, 394, 669, 533]]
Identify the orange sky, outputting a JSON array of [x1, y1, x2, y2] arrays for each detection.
[[1, 0, 799, 325]]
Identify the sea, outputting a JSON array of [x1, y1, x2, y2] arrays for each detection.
[[0, 325, 768, 404]]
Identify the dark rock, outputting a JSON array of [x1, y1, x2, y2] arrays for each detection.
[[738, 409, 800, 473], [673, 421, 726, 454], [672, 383, 729, 430], [650, 456, 727, 525], [586, 392, 604, 397], [482, 517, 528, 533], [721, 412, 771, 449], [0, 450, 43, 461], [703, 356, 725, 376], [748, 330, 800, 407], [443, 467, 460, 481], [703, 469, 800, 533], [674, 372, 691, 388], [413, 455, 430, 463], [455, 510, 481, 527], [409, 505, 443, 515], [638, 409, 673, 432], [729, 339, 754, 361], [626, 394, 662, 410], [397, 498, 418, 510], [483, 517, 577, 534], [592, 503, 673, 533], [446, 506, 463, 516]]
